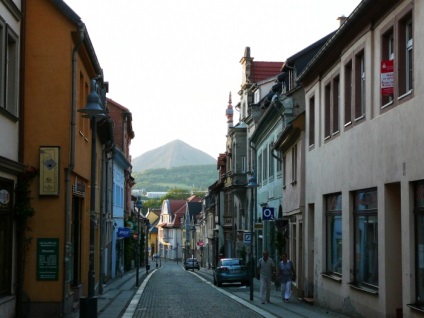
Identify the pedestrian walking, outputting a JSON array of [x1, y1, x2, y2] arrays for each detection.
[[278, 253, 296, 303], [256, 250, 275, 304]]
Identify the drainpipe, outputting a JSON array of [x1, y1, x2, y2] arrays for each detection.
[[249, 140, 259, 265], [63, 21, 85, 316], [99, 142, 114, 295]]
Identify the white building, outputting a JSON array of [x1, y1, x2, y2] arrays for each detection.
[[300, 0, 422, 316]]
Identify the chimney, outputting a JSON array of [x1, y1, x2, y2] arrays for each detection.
[[337, 15, 347, 27]]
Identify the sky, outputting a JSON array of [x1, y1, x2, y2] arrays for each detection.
[[64, 0, 361, 159]]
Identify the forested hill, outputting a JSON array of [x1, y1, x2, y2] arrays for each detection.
[[132, 164, 217, 192]]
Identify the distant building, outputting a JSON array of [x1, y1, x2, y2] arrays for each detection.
[[146, 192, 167, 199]]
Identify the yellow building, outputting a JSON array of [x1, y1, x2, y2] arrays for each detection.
[[21, 1, 111, 316]]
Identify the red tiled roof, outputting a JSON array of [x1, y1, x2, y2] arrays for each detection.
[[251, 61, 284, 83], [169, 200, 186, 211], [187, 195, 202, 203]]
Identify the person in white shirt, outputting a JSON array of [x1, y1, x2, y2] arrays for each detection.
[[256, 250, 275, 304], [278, 253, 296, 302]]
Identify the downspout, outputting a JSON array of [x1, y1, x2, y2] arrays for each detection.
[[63, 21, 85, 316], [248, 140, 257, 296], [99, 142, 114, 294]]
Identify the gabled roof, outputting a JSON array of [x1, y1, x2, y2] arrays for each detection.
[[51, 0, 102, 77], [187, 195, 202, 203], [169, 200, 187, 211], [251, 61, 284, 83], [298, 0, 400, 83]]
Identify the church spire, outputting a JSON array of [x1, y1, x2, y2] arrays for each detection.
[[225, 92, 233, 129]]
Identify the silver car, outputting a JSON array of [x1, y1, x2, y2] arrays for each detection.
[[184, 258, 200, 270], [213, 258, 250, 287]]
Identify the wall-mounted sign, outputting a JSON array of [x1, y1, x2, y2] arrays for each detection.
[[117, 227, 130, 238], [262, 207, 275, 220], [36, 238, 59, 281], [39, 147, 60, 195], [243, 232, 251, 244]]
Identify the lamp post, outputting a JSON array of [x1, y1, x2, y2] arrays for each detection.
[[78, 79, 106, 317], [191, 225, 196, 272], [135, 197, 143, 287], [145, 219, 150, 273], [246, 171, 258, 302]]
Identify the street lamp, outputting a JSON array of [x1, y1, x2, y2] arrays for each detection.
[[135, 197, 143, 287], [246, 171, 258, 302], [145, 218, 150, 274], [191, 225, 196, 272], [78, 78, 106, 317]]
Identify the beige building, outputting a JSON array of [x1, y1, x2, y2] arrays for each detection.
[[300, 0, 422, 317]]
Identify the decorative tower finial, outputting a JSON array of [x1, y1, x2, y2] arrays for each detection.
[[225, 92, 233, 129]]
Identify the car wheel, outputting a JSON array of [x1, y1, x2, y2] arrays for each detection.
[[213, 277, 217, 285], [217, 280, 222, 287]]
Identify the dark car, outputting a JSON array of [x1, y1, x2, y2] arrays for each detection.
[[184, 258, 200, 270], [213, 258, 250, 287]]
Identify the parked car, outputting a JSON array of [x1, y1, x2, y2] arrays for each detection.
[[184, 258, 200, 270], [213, 258, 249, 287]]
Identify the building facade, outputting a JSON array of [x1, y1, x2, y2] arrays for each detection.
[[22, 1, 111, 316], [300, 0, 422, 316]]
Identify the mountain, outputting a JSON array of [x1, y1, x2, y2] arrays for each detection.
[[131, 139, 216, 172]]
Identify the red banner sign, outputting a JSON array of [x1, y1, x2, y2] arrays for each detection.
[[381, 60, 394, 95]]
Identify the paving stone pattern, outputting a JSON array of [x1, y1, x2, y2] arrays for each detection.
[[132, 263, 264, 318]]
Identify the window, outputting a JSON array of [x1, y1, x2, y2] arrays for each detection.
[[258, 153, 262, 185], [0, 177, 13, 296], [332, 76, 340, 134], [309, 96, 315, 147], [288, 68, 297, 91], [381, 7, 413, 109], [354, 50, 365, 119], [324, 75, 340, 140], [353, 188, 378, 289], [326, 193, 342, 274], [262, 148, 268, 183], [381, 27, 394, 106], [276, 150, 282, 173], [269, 145, 274, 179], [324, 83, 331, 138], [344, 61, 352, 125], [0, 23, 19, 118], [291, 144, 297, 184], [282, 155, 286, 188], [241, 156, 246, 173], [398, 16, 413, 96], [414, 181, 424, 305]]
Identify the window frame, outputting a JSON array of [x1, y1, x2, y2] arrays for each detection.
[[308, 95, 315, 148], [380, 5, 413, 112], [291, 144, 297, 185], [352, 188, 379, 292], [325, 193, 342, 276], [0, 20, 19, 121]]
